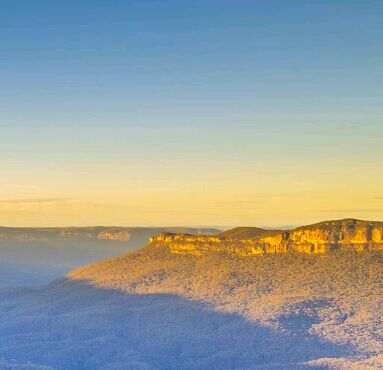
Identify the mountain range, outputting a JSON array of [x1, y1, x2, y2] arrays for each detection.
[[0, 219, 382, 369]]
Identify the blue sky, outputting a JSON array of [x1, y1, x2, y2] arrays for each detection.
[[0, 0, 382, 226]]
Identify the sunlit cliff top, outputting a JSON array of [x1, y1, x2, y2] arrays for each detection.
[[149, 219, 383, 256]]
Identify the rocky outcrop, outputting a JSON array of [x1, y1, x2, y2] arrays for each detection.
[[97, 230, 132, 242], [149, 219, 383, 256]]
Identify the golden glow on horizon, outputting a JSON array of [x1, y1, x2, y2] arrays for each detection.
[[2, 113, 382, 228], [1, 161, 382, 227], [1, 0, 382, 228]]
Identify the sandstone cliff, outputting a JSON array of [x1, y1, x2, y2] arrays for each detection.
[[149, 219, 383, 255]]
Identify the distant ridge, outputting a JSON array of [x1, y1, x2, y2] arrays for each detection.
[[217, 227, 277, 240], [0, 226, 221, 243]]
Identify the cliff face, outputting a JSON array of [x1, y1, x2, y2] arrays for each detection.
[[149, 219, 383, 256]]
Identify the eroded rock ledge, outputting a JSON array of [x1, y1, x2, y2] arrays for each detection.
[[149, 219, 383, 255]]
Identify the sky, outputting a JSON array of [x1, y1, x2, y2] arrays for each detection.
[[0, 0, 382, 227]]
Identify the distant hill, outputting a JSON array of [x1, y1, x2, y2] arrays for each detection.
[[217, 226, 276, 239], [0, 219, 382, 369]]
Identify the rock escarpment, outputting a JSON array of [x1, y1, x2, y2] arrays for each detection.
[[149, 219, 383, 255]]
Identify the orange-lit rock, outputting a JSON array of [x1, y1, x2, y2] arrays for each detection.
[[149, 219, 383, 256]]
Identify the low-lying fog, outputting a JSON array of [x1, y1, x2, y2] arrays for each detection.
[[0, 240, 132, 289], [0, 227, 220, 289]]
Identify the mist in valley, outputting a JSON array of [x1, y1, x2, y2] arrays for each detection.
[[0, 227, 219, 289]]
